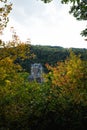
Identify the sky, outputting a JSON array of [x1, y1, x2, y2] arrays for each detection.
[[1, 0, 87, 48]]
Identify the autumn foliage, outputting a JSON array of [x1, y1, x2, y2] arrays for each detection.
[[0, 44, 87, 130]]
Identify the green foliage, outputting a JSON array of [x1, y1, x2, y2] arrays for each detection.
[[20, 45, 69, 72], [19, 45, 87, 73], [81, 27, 87, 37], [0, 50, 87, 130]]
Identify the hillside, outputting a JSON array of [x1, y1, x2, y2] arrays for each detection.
[[19, 45, 87, 73]]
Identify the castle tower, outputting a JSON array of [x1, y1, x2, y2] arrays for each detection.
[[28, 63, 44, 83]]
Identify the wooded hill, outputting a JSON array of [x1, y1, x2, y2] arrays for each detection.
[[19, 45, 87, 73]]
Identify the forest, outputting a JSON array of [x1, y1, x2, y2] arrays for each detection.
[[0, 0, 87, 130], [20, 45, 87, 73], [0, 39, 87, 130]]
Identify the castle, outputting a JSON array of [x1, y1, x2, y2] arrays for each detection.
[[28, 63, 44, 83]]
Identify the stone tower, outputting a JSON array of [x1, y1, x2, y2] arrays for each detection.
[[28, 63, 43, 83]]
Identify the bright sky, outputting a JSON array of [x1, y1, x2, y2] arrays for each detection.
[[1, 0, 87, 48]]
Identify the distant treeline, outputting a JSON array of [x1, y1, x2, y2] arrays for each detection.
[[16, 45, 87, 73]]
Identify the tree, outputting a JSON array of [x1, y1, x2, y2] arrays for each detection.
[[0, 0, 12, 35], [0, 26, 35, 88], [41, 0, 87, 37], [46, 51, 87, 89], [45, 52, 87, 129]]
